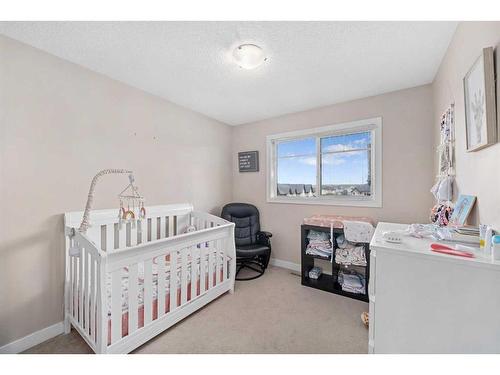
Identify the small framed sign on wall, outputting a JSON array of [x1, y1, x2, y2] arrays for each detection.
[[238, 151, 259, 172]]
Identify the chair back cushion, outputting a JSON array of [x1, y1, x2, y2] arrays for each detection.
[[221, 203, 260, 246]]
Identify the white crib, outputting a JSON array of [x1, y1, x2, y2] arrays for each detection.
[[63, 203, 236, 354]]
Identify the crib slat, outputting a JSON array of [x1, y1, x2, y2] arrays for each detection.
[[70, 252, 75, 317], [126, 223, 131, 247], [208, 242, 214, 289], [106, 224, 114, 251], [78, 247, 84, 325], [86, 252, 91, 334], [216, 239, 222, 285], [190, 246, 197, 300], [111, 270, 122, 344], [136, 220, 143, 245], [144, 259, 153, 325], [157, 255, 166, 318], [170, 251, 177, 311], [90, 255, 96, 342], [96, 260, 107, 353], [200, 242, 206, 294], [100, 225, 106, 251], [128, 263, 139, 335], [165, 216, 170, 237], [173, 216, 178, 235], [181, 249, 188, 305], [169, 216, 175, 237], [118, 225, 126, 249], [159, 217, 166, 240], [222, 238, 228, 282], [150, 218, 157, 241], [130, 222, 138, 246], [73, 251, 78, 319]]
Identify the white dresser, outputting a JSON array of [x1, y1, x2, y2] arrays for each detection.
[[369, 222, 500, 354]]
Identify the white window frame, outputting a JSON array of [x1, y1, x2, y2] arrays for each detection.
[[266, 117, 382, 207]]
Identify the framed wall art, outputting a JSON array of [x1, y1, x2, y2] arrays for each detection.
[[463, 47, 497, 152]]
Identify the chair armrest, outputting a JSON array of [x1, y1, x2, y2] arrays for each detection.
[[256, 231, 272, 246], [259, 231, 273, 238]]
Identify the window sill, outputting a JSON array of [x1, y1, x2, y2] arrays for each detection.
[[266, 196, 382, 208]]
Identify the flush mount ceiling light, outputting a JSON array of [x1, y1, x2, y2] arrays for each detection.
[[232, 44, 267, 70]]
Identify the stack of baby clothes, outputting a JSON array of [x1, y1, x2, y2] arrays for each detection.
[[305, 230, 333, 258], [335, 234, 367, 266], [338, 270, 366, 294]]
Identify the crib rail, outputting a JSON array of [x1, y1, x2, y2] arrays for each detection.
[[64, 204, 236, 354], [66, 203, 194, 252]]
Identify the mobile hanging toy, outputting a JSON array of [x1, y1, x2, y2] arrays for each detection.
[[76, 169, 146, 234], [118, 173, 146, 230]]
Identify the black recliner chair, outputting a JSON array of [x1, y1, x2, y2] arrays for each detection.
[[221, 203, 272, 280]]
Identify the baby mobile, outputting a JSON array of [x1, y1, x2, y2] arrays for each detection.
[[430, 104, 455, 226], [118, 173, 146, 231], [77, 169, 146, 233]]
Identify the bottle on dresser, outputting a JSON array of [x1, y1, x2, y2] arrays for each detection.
[[480, 224, 494, 258], [492, 235, 500, 261]]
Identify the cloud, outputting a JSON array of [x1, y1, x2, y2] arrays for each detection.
[[324, 142, 369, 153], [353, 139, 368, 145], [300, 156, 317, 166], [324, 144, 350, 152], [322, 155, 346, 166]]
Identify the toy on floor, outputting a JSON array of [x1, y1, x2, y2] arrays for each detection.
[[361, 312, 369, 328]]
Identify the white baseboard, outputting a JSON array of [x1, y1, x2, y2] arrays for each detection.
[[269, 258, 301, 272], [0, 321, 64, 354]]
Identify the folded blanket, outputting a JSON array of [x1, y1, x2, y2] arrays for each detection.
[[343, 221, 374, 243]]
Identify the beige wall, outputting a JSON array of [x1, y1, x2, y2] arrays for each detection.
[[0, 35, 233, 347], [432, 21, 500, 229], [232, 85, 435, 265]]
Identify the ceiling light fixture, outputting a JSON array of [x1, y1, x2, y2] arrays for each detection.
[[232, 44, 267, 70]]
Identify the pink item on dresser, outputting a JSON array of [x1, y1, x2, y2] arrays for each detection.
[[303, 214, 374, 229]]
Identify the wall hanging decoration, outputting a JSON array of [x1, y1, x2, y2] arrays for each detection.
[[430, 104, 455, 226], [463, 47, 497, 151], [238, 151, 259, 172]]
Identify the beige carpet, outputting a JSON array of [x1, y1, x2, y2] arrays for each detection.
[[24, 266, 368, 354]]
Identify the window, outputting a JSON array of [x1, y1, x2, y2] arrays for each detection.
[[267, 117, 382, 207]]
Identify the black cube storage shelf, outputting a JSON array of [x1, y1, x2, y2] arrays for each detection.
[[301, 224, 370, 303]]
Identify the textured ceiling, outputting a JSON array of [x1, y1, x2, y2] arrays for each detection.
[[0, 21, 457, 125]]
